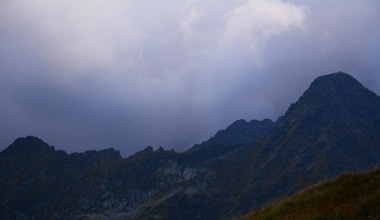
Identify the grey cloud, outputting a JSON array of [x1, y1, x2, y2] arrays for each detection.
[[0, 0, 379, 156]]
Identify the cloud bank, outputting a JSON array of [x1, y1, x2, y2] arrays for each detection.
[[1, 0, 380, 155]]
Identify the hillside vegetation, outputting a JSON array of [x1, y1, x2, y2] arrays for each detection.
[[243, 168, 380, 220]]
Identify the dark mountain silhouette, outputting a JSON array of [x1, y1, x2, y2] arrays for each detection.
[[184, 118, 274, 164], [0, 120, 273, 219], [230, 72, 380, 216], [0, 72, 379, 219]]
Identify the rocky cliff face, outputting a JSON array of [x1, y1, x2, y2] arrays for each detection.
[[1, 72, 379, 220]]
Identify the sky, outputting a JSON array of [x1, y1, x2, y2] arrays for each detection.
[[1, 0, 380, 156]]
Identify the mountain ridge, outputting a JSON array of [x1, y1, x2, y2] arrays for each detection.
[[1, 71, 380, 219], [0, 118, 274, 219], [229, 71, 380, 216]]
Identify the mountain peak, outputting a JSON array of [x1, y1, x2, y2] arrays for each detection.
[[314, 71, 354, 81], [1, 72, 380, 220], [300, 72, 379, 103], [285, 72, 380, 118], [2, 136, 55, 156], [308, 71, 364, 93]]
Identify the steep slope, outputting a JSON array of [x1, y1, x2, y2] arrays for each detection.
[[243, 168, 380, 220], [184, 118, 274, 164], [231, 72, 380, 216], [132, 72, 380, 219]]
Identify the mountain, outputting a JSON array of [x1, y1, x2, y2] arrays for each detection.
[[184, 118, 274, 164], [1, 72, 379, 219], [0, 136, 123, 219], [242, 168, 380, 220], [230, 72, 380, 215], [131, 72, 380, 219], [0, 118, 273, 219]]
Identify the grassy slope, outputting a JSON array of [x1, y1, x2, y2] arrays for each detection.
[[242, 168, 380, 220]]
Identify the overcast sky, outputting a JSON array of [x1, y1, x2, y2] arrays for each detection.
[[1, 0, 380, 156]]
